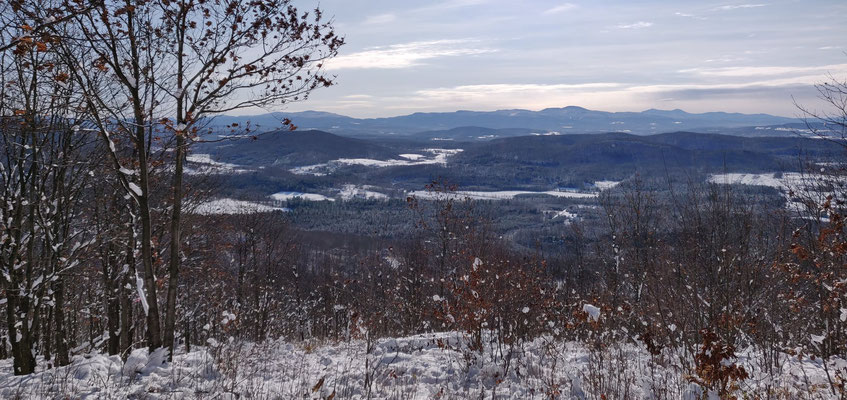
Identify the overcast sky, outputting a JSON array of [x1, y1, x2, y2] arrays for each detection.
[[278, 0, 846, 118]]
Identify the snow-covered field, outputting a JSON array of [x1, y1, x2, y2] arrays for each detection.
[[0, 333, 841, 399], [408, 188, 607, 201], [339, 184, 389, 200], [270, 191, 335, 202], [192, 199, 289, 215], [707, 172, 844, 191], [707, 172, 800, 189], [185, 153, 250, 175], [708, 172, 843, 218], [290, 149, 463, 176]]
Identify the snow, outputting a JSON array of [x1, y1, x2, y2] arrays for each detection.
[[708, 172, 843, 218], [127, 182, 142, 197], [290, 149, 463, 176], [338, 185, 389, 201], [551, 209, 578, 221], [135, 272, 149, 315], [192, 199, 289, 215], [270, 191, 334, 202], [582, 304, 601, 321], [185, 153, 249, 175], [593, 180, 621, 190], [408, 189, 599, 201], [0, 333, 841, 399], [707, 172, 788, 189], [531, 131, 562, 136]]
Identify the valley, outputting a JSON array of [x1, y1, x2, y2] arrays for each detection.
[[188, 118, 842, 251]]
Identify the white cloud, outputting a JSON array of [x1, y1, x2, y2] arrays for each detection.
[[617, 21, 653, 29], [543, 3, 577, 15], [396, 76, 827, 114], [410, 0, 488, 14], [416, 83, 622, 99], [325, 40, 495, 70], [713, 4, 766, 11], [680, 64, 847, 77], [363, 13, 397, 25], [675, 12, 707, 20]]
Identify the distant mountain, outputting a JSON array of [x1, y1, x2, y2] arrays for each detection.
[[209, 107, 801, 139]]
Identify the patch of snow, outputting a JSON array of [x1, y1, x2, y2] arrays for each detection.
[[270, 191, 334, 202], [551, 209, 578, 221], [135, 272, 149, 315], [707, 173, 787, 189], [2, 333, 835, 399], [582, 304, 601, 321], [593, 180, 621, 190], [290, 149, 463, 176], [193, 199, 289, 215], [338, 185, 388, 201], [128, 182, 142, 197], [408, 189, 598, 201], [185, 153, 249, 175]]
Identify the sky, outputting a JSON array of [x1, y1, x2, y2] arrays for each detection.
[[278, 0, 847, 118]]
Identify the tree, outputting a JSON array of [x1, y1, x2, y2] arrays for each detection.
[[0, 2, 97, 373], [154, 0, 342, 359]]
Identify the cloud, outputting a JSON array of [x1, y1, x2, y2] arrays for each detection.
[[416, 83, 622, 99], [287, 75, 828, 117], [713, 4, 766, 11], [410, 0, 488, 14], [363, 13, 396, 25], [325, 40, 495, 70], [674, 12, 707, 20], [543, 3, 578, 15], [680, 64, 847, 77], [396, 75, 828, 114], [617, 21, 653, 29]]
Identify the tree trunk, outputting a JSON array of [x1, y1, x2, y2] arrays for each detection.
[[120, 221, 136, 359], [7, 293, 35, 375], [164, 133, 185, 360], [53, 276, 70, 366]]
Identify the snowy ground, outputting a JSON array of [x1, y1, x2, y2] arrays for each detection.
[[290, 148, 463, 176], [185, 154, 250, 175], [192, 199, 289, 215], [408, 189, 602, 201], [708, 172, 843, 219], [0, 332, 842, 399]]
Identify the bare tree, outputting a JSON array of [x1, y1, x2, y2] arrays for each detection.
[[154, 0, 342, 358]]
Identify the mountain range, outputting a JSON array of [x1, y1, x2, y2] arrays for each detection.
[[209, 106, 804, 140]]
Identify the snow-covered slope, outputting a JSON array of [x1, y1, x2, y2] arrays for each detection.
[[1, 333, 841, 399]]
